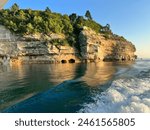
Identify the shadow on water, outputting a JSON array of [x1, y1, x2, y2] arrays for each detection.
[[3, 80, 92, 113], [1, 61, 135, 113]]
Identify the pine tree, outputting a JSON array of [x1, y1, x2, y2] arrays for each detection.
[[69, 13, 77, 23], [11, 3, 19, 15], [85, 10, 92, 20], [45, 7, 51, 13]]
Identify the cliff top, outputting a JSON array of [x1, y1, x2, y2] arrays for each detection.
[[0, 3, 132, 47]]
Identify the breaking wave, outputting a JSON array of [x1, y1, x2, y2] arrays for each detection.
[[79, 68, 150, 113]]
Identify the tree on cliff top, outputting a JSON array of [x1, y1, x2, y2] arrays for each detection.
[[69, 13, 77, 23], [45, 7, 51, 13], [11, 3, 19, 15], [0, 6, 117, 46], [85, 10, 92, 20]]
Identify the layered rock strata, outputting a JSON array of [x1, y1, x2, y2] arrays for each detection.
[[79, 27, 136, 62], [0, 25, 136, 65]]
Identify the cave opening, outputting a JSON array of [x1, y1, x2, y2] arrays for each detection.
[[61, 60, 67, 63], [68, 59, 75, 63], [122, 57, 126, 61]]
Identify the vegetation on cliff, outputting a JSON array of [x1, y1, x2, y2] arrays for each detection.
[[0, 3, 127, 46]]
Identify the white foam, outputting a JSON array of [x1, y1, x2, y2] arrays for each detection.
[[79, 78, 150, 113]]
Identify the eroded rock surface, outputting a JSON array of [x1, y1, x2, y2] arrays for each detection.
[[0, 25, 136, 65], [79, 27, 136, 62]]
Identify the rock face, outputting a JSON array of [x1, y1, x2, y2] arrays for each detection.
[[0, 25, 18, 65], [0, 25, 136, 65], [79, 26, 136, 62], [16, 41, 80, 64]]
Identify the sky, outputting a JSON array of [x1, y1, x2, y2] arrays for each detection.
[[3, 0, 150, 58]]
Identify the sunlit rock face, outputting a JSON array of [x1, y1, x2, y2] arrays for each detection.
[[0, 25, 16, 41], [0, 25, 18, 62], [79, 26, 136, 62], [0, 25, 136, 65], [16, 42, 80, 64], [0, 0, 8, 9], [0, 25, 80, 64]]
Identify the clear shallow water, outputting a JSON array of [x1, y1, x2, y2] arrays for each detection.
[[0, 60, 150, 113]]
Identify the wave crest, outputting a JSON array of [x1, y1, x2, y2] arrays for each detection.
[[79, 78, 150, 113]]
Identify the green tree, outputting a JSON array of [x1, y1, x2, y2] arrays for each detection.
[[33, 16, 43, 24], [62, 15, 73, 34], [102, 24, 111, 33], [106, 24, 110, 29], [0, 6, 115, 47], [43, 21, 50, 34], [75, 16, 84, 29], [26, 23, 34, 34], [85, 10, 92, 20], [11, 3, 19, 15], [69, 13, 77, 23], [45, 7, 51, 13], [18, 10, 26, 21], [8, 21, 17, 32]]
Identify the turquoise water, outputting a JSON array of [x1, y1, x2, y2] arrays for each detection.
[[0, 60, 150, 113]]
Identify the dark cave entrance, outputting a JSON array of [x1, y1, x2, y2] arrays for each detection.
[[61, 60, 67, 63], [68, 59, 75, 63]]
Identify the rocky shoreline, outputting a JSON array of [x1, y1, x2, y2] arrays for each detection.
[[0, 25, 136, 65]]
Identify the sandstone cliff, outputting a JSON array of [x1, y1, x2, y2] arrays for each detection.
[[79, 27, 136, 62], [0, 25, 136, 65]]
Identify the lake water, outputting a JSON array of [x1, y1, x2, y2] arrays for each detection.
[[0, 60, 150, 113]]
